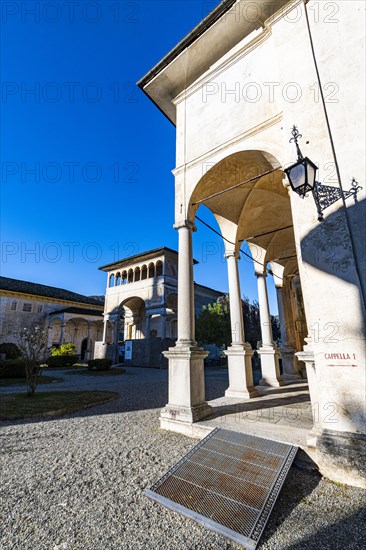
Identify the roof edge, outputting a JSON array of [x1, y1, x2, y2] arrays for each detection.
[[137, 0, 237, 90]]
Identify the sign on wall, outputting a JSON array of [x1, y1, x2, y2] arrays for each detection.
[[125, 341, 133, 360]]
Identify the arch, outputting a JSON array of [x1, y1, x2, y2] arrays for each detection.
[[109, 274, 115, 287], [148, 262, 155, 278], [141, 264, 147, 280], [134, 266, 141, 282], [115, 272, 121, 286], [166, 292, 178, 313], [118, 296, 146, 340], [122, 270, 128, 284], [188, 149, 297, 272], [81, 338, 89, 361], [156, 260, 163, 277], [128, 269, 134, 283]]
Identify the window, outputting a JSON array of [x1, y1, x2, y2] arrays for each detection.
[[10, 301, 17, 311], [23, 303, 32, 312], [156, 261, 163, 277], [37, 305, 43, 313], [148, 263, 155, 278], [109, 274, 115, 287], [116, 273, 121, 286]]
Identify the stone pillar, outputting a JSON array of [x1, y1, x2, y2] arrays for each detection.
[[276, 284, 300, 380], [145, 314, 151, 338], [86, 321, 92, 360], [224, 251, 258, 398], [162, 220, 210, 435], [102, 317, 108, 344], [161, 313, 167, 339], [176, 221, 195, 344], [59, 320, 65, 346], [257, 273, 283, 386], [113, 317, 119, 345]]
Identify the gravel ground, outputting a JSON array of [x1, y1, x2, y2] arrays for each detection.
[[0, 367, 365, 549]]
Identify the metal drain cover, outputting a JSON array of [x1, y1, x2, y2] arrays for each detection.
[[145, 428, 297, 548]]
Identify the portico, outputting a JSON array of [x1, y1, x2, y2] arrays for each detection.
[[139, 0, 366, 486]]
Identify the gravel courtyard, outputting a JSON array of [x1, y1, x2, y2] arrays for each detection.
[[0, 367, 365, 549]]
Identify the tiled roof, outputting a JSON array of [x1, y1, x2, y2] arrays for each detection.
[[99, 246, 198, 272], [49, 307, 103, 317], [0, 276, 104, 307]]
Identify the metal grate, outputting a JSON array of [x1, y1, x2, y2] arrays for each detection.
[[145, 428, 297, 549]]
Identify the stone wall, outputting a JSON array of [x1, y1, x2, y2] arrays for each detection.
[[124, 337, 175, 368]]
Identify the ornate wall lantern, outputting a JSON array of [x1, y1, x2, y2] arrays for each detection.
[[285, 126, 362, 221]]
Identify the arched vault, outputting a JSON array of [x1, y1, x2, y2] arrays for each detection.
[[189, 150, 299, 275]]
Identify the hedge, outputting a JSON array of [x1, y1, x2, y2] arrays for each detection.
[[0, 359, 26, 379], [46, 355, 79, 368], [87, 359, 113, 371], [0, 343, 22, 360]]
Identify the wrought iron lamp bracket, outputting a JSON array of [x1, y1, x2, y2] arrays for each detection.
[[288, 126, 363, 222], [312, 178, 363, 221]]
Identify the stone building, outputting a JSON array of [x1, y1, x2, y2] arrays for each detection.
[[94, 247, 223, 366], [138, 0, 366, 486], [0, 276, 104, 360]]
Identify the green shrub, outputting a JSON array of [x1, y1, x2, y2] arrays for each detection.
[[0, 343, 22, 360], [51, 343, 76, 356], [0, 359, 26, 379], [46, 355, 79, 367], [87, 359, 113, 371]]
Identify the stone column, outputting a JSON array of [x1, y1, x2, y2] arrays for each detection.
[[162, 220, 210, 434], [276, 284, 300, 380], [161, 313, 167, 339], [102, 318, 108, 344], [176, 221, 195, 344], [257, 273, 283, 386], [59, 317, 65, 346], [73, 326, 78, 345], [145, 314, 151, 338], [113, 317, 119, 345], [86, 321, 92, 360], [224, 251, 258, 398]]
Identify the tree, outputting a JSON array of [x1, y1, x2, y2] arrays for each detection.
[[195, 296, 231, 348], [18, 326, 50, 396], [271, 315, 281, 345]]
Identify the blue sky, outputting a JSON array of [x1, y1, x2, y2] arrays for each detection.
[[1, 0, 278, 313]]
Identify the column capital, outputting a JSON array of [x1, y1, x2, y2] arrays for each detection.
[[173, 220, 196, 232], [256, 271, 267, 279]]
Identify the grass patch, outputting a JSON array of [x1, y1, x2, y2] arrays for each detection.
[[46, 364, 87, 371], [0, 376, 62, 387], [65, 368, 126, 376], [0, 391, 118, 420]]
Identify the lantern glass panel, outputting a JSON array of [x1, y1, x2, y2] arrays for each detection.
[[306, 161, 317, 190], [288, 162, 306, 190]]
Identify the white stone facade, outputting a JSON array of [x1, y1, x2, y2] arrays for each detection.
[[94, 247, 222, 365], [139, 0, 366, 486], [0, 277, 104, 360]]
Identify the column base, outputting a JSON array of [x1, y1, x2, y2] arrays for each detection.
[[160, 402, 212, 425], [307, 429, 366, 488], [161, 345, 210, 432], [258, 346, 284, 387], [280, 346, 301, 379], [224, 345, 259, 398]]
